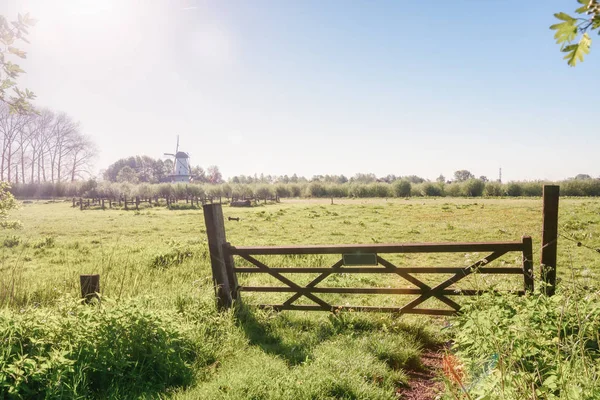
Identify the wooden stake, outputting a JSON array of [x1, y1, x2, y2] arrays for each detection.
[[80, 274, 100, 303], [541, 185, 559, 296]]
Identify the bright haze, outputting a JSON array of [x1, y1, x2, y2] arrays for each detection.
[[3, 0, 599, 181]]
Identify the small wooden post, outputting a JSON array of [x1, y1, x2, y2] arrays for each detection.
[[101, 198, 105, 209], [109, 199, 112, 208], [87, 199, 90, 207], [79, 198, 83, 210], [80, 274, 100, 302], [203, 203, 235, 309], [522, 236, 534, 292], [72, 198, 76, 207], [135, 196, 140, 210], [541, 185, 559, 296], [124, 200, 128, 210]]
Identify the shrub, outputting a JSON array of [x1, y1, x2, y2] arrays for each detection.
[[484, 181, 504, 196], [447, 284, 600, 399], [463, 179, 485, 197], [0, 299, 196, 398], [444, 183, 462, 197], [2, 235, 21, 248], [420, 182, 443, 197], [393, 180, 411, 197], [521, 181, 544, 196], [307, 182, 327, 197], [506, 182, 523, 197]]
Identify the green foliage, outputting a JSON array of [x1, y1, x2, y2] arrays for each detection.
[[420, 182, 444, 197], [550, 0, 600, 66], [453, 170, 475, 182], [0, 13, 36, 112], [150, 243, 196, 268], [447, 284, 600, 398], [506, 182, 523, 197], [393, 180, 411, 197], [2, 234, 20, 248], [484, 181, 504, 196], [463, 179, 485, 197], [0, 298, 197, 398], [0, 182, 21, 229]]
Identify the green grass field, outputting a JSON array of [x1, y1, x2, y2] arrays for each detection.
[[1, 197, 599, 398]]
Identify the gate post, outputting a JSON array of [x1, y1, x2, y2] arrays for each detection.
[[203, 203, 234, 309], [522, 236, 534, 293], [541, 185, 559, 296]]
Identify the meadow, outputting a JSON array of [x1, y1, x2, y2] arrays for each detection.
[[1, 197, 599, 398]]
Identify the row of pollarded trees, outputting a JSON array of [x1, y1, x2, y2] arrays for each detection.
[[0, 103, 97, 184]]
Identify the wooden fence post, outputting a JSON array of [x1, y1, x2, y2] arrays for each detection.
[[135, 196, 140, 210], [80, 274, 100, 303], [203, 203, 234, 309], [522, 236, 534, 293], [541, 185, 559, 296], [79, 198, 83, 211]]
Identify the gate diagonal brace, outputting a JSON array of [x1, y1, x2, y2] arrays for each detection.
[[400, 250, 508, 313], [282, 259, 344, 306], [376, 256, 431, 291], [240, 254, 332, 310]]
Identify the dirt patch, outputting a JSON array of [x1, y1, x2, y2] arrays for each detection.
[[398, 349, 444, 400]]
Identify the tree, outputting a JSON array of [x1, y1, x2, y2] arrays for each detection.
[[436, 174, 445, 183], [453, 170, 475, 182], [574, 173, 592, 180], [550, 0, 599, 66], [0, 13, 37, 113], [116, 166, 139, 184], [207, 165, 223, 184]]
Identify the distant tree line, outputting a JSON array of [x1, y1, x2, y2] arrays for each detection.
[[103, 156, 223, 184], [0, 103, 97, 184], [8, 174, 600, 200]]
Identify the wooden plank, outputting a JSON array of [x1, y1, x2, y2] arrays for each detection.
[[227, 241, 524, 255], [239, 287, 524, 295], [256, 304, 456, 315], [522, 236, 534, 293], [541, 185, 559, 296], [234, 267, 525, 274]]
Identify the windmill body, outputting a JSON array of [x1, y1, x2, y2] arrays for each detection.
[[164, 136, 192, 183]]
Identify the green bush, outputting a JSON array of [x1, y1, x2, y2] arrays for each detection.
[[0, 298, 196, 398], [447, 284, 600, 399], [463, 179, 485, 197], [484, 181, 504, 196], [420, 182, 443, 197], [2, 235, 21, 248], [506, 182, 523, 197], [444, 183, 462, 197], [392, 180, 411, 197]]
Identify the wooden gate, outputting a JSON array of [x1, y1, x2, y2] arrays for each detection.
[[204, 204, 534, 315]]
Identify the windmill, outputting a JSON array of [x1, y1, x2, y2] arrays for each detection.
[[164, 136, 191, 183]]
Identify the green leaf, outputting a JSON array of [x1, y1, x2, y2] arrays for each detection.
[[554, 12, 576, 22], [550, 19, 578, 44], [562, 33, 592, 66]]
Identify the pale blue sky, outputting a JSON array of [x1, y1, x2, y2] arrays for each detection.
[[4, 0, 599, 181]]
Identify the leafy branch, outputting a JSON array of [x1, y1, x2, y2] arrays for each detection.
[[0, 13, 37, 113], [550, 0, 600, 66]]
